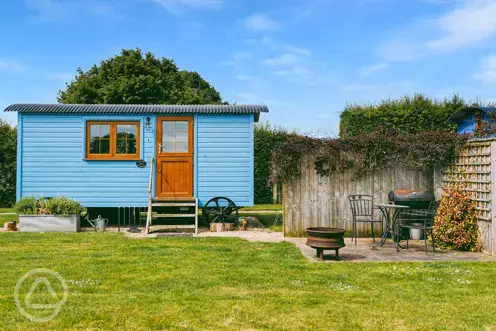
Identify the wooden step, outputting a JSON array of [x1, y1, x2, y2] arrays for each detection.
[[150, 225, 196, 229], [152, 203, 196, 207], [154, 197, 195, 202], [152, 214, 196, 218]]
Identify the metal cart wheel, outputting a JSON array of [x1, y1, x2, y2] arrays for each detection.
[[202, 197, 239, 224]]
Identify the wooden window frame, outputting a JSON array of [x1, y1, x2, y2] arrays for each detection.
[[156, 117, 194, 158], [86, 121, 140, 161]]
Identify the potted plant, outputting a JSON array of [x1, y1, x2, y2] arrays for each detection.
[[16, 196, 87, 232]]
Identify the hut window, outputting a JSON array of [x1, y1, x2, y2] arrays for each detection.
[[161, 121, 189, 153], [86, 121, 140, 160]]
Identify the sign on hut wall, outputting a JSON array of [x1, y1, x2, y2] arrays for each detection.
[[282, 155, 434, 237]]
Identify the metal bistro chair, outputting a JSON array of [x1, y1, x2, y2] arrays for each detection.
[[397, 200, 440, 254], [348, 195, 383, 245]]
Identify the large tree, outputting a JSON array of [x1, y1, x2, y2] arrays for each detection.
[[58, 48, 223, 104]]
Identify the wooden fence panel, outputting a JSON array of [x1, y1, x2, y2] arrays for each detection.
[[442, 140, 494, 254], [282, 140, 495, 254], [283, 157, 434, 237]]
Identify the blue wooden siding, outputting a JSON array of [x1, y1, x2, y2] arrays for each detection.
[[195, 114, 254, 207], [456, 111, 492, 134], [457, 113, 476, 134], [19, 114, 152, 207], [18, 113, 255, 207]]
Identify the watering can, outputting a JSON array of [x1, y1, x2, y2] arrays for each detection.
[[87, 215, 109, 232]]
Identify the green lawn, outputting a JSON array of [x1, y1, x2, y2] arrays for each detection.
[[0, 208, 17, 227], [241, 204, 282, 211], [1, 233, 495, 330]]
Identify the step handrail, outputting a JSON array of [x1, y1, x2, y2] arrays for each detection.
[[145, 157, 154, 234]]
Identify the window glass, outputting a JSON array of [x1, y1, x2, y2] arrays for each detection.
[[175, 121, 188, 131], [175, 141, 188, 152], [163, 122, 174, 131], [116, 124, 138, 155], [87, 122, 139, 159], [89, 124, 110, 154], [175, 131, 188, 142], [161, 121, 189, 153]]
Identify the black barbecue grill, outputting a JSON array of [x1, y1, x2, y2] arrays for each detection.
[[388, 190, 435, 223], [388, 189, 438, 253]]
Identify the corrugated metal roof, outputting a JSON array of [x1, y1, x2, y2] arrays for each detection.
[[4, 104, 269, 121], [448, 106, 496, 123]]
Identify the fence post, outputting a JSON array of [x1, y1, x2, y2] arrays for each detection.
[[273, 183, 278, 204], [491, 141, 496, 255]]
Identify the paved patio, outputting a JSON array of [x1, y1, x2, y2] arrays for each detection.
[[197, 230, 496, 262]]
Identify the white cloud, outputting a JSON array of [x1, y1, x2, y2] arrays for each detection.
[[474, 55, 496, 83], [360, 63, 389, 76], [377, 0, 496, 62], [25, 0, 118, 21], [235, 74, 265, 88], [261, 53, 300, 67], [244, 13, 280, 31], [285, 45, 311, 56], [427, 0, 496, 50], [0, 59, 29, 72], [152, 0, 222, 14], [274, 66, 310, 77], [46, 73, 74, 82]]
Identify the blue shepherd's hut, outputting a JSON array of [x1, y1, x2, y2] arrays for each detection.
[[4, 104, 268, 233], [448, 106, 496, 134]]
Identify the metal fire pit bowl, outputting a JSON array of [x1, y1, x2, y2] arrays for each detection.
[[306, 227, 346, 260]]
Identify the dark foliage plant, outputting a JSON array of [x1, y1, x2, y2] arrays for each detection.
[[339, 94, 464, 137], [0, 120, 16, 206], [270, 130, 469, 184], [254, 123, 295, 204]]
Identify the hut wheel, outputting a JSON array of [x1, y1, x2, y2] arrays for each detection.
[[202, 197, 239, 224]]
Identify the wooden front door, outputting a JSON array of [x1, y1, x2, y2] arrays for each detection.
[[156, 116, 194, 199]]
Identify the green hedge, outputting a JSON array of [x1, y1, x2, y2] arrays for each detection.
[[339, 94, 464, 137], [254, 123, 294, 204], [0, 120, 16, 207]]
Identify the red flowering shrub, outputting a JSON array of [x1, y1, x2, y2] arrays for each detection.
[[433, 186, 481, 251]]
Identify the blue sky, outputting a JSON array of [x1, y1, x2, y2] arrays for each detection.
[[1, 0, 496, 135]]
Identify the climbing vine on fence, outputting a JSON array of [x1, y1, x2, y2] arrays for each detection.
[[254, 122, 295, 204], [270, 130, 469, 183]]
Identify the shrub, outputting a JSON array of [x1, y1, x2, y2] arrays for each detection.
[[45, 197, 87, 216], [339, 94, 463, 137], [0, 120, 17, 207], [15, 196, 86, 216], [433, 186, 481, 251], [15, 196, 38, 215]]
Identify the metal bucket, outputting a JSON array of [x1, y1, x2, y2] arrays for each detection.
[[87, 215, 109, 232], [410, 224, 424, 240]]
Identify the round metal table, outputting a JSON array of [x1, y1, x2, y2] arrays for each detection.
[[373, 203, 409, 250]]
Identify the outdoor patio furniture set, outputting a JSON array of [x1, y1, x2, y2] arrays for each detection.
[[307, 190, 439, 260]]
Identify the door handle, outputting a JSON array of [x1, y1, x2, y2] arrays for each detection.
[[158, 143, 162, 151]]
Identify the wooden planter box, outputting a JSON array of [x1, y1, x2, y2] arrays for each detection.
[[209, 223, 234, 232], [19, 215, 81, 233]]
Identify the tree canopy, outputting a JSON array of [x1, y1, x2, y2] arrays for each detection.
[[58, 48, 223, 105]]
